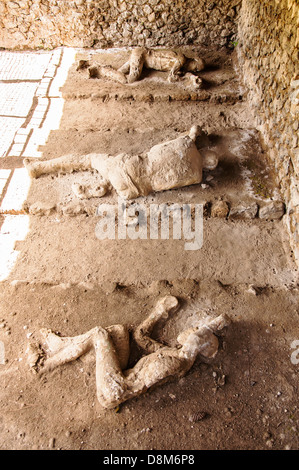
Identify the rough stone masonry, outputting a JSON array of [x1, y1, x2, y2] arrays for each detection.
[[0, 0, 240, 49], [237, 0, 299, 263]]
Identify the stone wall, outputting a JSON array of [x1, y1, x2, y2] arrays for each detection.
[[237, 0, 299, 262], [0, 0, 240, 50]]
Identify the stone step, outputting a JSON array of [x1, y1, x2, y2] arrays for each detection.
[[40, 99, 249, 135], [2, 213, 297, 288]]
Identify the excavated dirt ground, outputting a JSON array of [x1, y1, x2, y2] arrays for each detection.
[[0, 46, 298, 451]]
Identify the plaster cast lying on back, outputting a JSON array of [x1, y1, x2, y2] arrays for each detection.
[[27, 295, 229, 409], [79, 48, 205, 90], [23, 125, 218, 200]]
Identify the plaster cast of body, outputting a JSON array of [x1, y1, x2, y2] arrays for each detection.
[[82, 48, 205, 90], [23, 126, 218, 200], [29, 296, 229, 409]]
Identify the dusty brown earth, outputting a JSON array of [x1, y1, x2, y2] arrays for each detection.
[[0, 46, 298, 451]]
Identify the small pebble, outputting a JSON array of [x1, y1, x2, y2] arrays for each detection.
[[49, 437, 55, 449], [247, 285, 257, 295], [189, 411, 207, 422], [211, 200, 229, 218]]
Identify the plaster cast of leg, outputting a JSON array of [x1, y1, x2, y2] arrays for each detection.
[[133, 295, 179, 354], [29, 296, 229, 409], [39, 324, 130, 373], [23, 154, 94, 179], [126, 48, 145, 84], [96, 65, 127, 85]]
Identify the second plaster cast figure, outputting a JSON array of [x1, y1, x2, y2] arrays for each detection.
[[24, 125, 218, 200]]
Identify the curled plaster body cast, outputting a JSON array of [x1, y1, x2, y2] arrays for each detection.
[[28, 296, 229, 409], [81, 48, 205, 90], [24, 126, 218, 200]]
